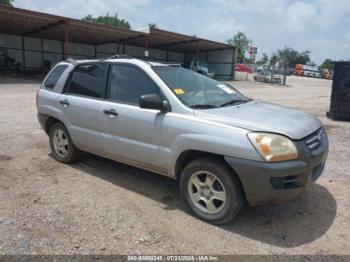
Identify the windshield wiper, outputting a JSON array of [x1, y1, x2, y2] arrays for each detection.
[[189, 104, 218, 109], [219, 98, 252, 107]]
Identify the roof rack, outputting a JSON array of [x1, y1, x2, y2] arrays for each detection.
[[107, 54, 133, 59], [65, 57, 78, 66]]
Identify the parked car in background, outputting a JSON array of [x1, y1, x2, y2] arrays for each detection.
[[254, 70, 282, 84], [235, 63, 253, 73], [190, 60, 215, 78], [37, 57, 329, 224]]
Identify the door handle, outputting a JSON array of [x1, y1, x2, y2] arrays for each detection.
[[103, 109, 118, 116], [59, 99, 69, 106]]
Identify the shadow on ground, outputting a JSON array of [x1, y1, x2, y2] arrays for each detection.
[[68, 153, 336, 248]]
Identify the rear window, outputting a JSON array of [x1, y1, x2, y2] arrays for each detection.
[[66, 63, 108, 99], [44, 65, 68, 89]]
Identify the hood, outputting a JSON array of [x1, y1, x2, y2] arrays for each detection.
[[194, 101, 322, 140]]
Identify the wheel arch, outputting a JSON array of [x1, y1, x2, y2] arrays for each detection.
[[44, 116, 63, 134], [174, 150, 245, 198]]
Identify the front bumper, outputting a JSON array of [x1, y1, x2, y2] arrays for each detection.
[[225, 132, 329, 206]]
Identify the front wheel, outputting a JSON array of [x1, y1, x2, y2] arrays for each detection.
[[180, 158, 244, 224]]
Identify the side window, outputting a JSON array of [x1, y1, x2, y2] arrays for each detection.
[[44, 65, 68, 89], [66, 63, 108, 98], [108, 64, 162, 105]]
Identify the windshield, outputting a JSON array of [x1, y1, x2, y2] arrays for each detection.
[[153, 66, 250, 108]]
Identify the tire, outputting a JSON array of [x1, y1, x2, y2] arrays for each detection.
[[49, 122, 81, 163], [180, 158, 244, 224]]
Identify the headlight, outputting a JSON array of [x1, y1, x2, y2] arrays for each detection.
[[247, 132, 298, 162]]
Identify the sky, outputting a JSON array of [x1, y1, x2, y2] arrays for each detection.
[[13, 0, 350, 64]]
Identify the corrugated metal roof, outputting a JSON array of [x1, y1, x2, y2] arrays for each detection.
[[0, 5, 234, 53]]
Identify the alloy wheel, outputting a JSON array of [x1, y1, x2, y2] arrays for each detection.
[[53, 129, 69, 158], [188, 171, 227, 215]]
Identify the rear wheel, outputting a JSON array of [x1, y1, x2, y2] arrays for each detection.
[[180, 158, 244, 224], [49, 122, 81, 163]]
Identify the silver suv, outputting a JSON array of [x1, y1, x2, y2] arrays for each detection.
[[37, 57, 329, 224]]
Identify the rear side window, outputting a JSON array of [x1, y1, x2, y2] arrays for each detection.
[[108, 64, 161, 105], [44, 65, 68, 89], [66, 63, 108, 98]]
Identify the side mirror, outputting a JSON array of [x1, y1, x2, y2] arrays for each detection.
[[139, 94, 170, 111]]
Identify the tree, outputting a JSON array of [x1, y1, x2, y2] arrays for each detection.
[[227, 31, 251, 63], [271, 47, 310, 67], [270, 52, 279, 65], [321, 58, 333, 71], [309, 61, 316, 66], [0, 0, 14, 6], [81, 13, 130, 29], [148, 23, 157, 29], [257, 53, 268, 65]]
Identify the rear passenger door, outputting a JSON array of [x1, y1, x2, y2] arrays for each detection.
[[59, 63, 109, 153], [101, 63, 168, 174]]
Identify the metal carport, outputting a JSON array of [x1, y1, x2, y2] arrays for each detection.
[[0, 5, 235, 79]]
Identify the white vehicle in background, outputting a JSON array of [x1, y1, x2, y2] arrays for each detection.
[[303, 65, 321, 78], [190, 60, 215, 78]]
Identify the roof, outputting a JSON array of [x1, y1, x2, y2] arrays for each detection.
[[61, 57, 170, 68], [0, 5, 234, 53]]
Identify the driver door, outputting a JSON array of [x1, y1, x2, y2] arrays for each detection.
[[101, 64, 169, 174]]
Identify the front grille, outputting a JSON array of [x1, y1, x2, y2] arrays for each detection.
[[304, 128, 324, 151]]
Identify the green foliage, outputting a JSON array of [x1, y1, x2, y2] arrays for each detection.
[[309, 61, 316, 66], [0, 0, 14, 6], [270, 47, 310, 67], [270, 53, 279, 65], [256, 53, 269, 65], [321, 58, 333, 71], [148, 23, 157, 29], [81, 13, 130, 29], [227, 31, 251, 63]]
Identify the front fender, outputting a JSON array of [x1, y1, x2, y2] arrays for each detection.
[[168, 133, 263, 177]]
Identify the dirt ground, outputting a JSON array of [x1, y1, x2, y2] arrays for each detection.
[[0, 75, 349, 255]]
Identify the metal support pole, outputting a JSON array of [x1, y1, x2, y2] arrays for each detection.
[[144, 36, 149, 59], [64, 20, 69, 59], [40, 39, 44, 64], [21, 36, 25, 70], [61, 42, 64, 60], [195, 40, 199, 71], [94, 44, 97, 59], [231, 47, 236, 80]]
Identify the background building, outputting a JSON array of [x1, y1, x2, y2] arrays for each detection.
[[0, 5, 236, 80]]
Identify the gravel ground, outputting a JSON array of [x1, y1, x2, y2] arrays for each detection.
[[0, 75, 349, 255]]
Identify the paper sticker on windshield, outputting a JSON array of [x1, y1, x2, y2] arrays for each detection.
[[174, 88, 185, 95], [217, 84, 236, 94]]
